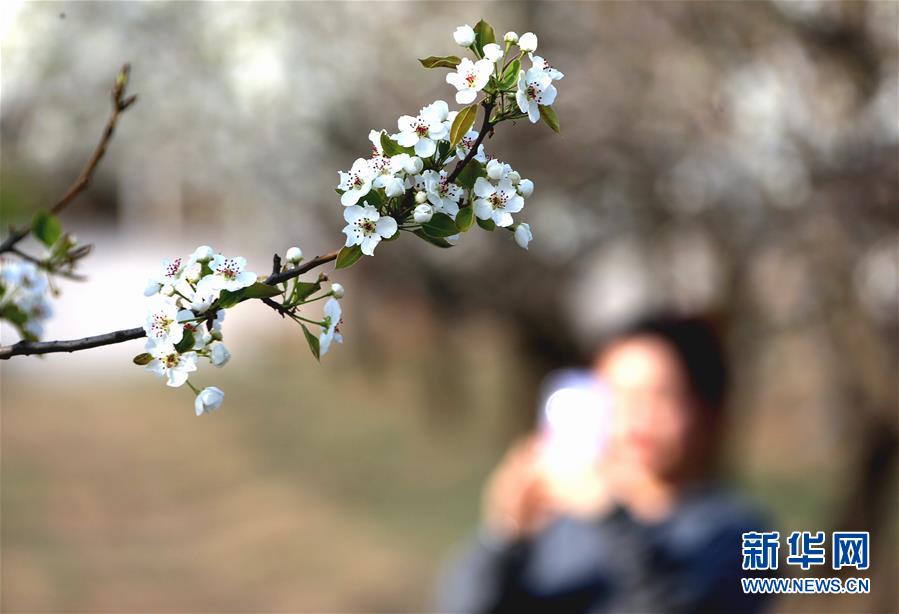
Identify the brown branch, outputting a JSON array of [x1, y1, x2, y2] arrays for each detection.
[[445, 101, 495, 184], [0, 64, 136, 255], [0, 250, 341, 359]]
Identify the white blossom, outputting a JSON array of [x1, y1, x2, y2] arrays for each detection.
[[144, 299, 187, 345], [473, 177, 525, 227], [195, 386, 224, 416], [453, 24, 476, 47], [210, 342, 231, 367], [338, 157, 376, 206], [413, 203, 434, 224], [422, 169, 463, 218], [319, 298, 343, 356], [504, 31, 519, 44], [531, 55, 564, 81], [392, 101, 450, 158], [514, 223, 533, 250], [446, 58, 493, 105], [342, 204, 398, 256], [146, 342, 198, 388], [331, 283, 345, 299], [516, 66, 557, 123], [206, 255, 257, 292], [483, 43, 504, 63], [286, 246, 303, 264], [518, 32, 538, 52], [518, 178, 535, 198], [190, 245, 216, 263]]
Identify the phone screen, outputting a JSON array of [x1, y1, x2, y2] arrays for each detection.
[[536, 368, 611, 480]]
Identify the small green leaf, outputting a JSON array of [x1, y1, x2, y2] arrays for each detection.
[[293, 281, 321, 303], [174, 329, 195, 353], [133, 352, 153, 365], [422, 212, 459, 238], [477, 216, 496, 231], [31, 210, 62, 247], [501, 59, 521, 89], [539, 104, 561, 133], [335, 244, 364, 269], [362, 189, 386, 209], [301, 324, 320, 361], [456, 206, 475, 232], [474, 20, 496, 52], [413, 229, 454, 248], [0, 303, 28, 326], [418, 55, 462, 69], [380, 132, 413, 157], [218, 282, 281, 308], [456, 160, 486, 190], [450, 104, 478, 149]]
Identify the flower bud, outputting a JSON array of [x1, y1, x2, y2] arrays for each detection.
[[286, 246, 303, 264], [331, 282, 345, 299], [487, 159, 508, 181], [195, 386, 224, 416], [405, 156, 424, 175], [413, 204, 434, 224], [185, 262, 202, 282], [519, 32, 538, 52], [518, 178, 534, 198], [211, 343, 231, 367], [504, 31, 519, 44], [507, 171, 521, 185], [211, 329, 223, 342], [414, 190, 428, 204], [191, 245, 215, 263], [161, 284, 175, 297], [453, 24, 476, 47], [514, 223, 533, 250]]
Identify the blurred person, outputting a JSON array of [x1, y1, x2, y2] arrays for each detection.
[[437, 314, 772, 613]]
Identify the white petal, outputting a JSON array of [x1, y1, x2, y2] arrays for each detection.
[[376, 216, 398, 238], [474, 200, 493, 220], [528, 102, 540, 123], [360, 235, 380, 256], [455, 89, 477, 105], [414, 138, 437, 158], [473, 177, 495, 198], [344, 205, 366, 223], [493, 211, 514, 227], [538, 84, 557, 106]]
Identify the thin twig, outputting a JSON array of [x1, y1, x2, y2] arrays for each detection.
[[445, 101, 494, 184], [0, 64, 136, 255]]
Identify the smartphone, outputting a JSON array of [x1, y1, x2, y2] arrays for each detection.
[[536, 368, 611, 480]]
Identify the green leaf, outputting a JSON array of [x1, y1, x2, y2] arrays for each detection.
[[31, 210, 62, 247], [362, 189, 386, 209], [335, 244, 364, 269], [456, 160, 486, 190], [474, 20, 496, 53], [418, 55, 462, 69], [0, 303, 28, 326], [217, 281, 281, 309], [477, 216, 496, 231], [380, 132, 413, 157], [422, 212, 459, 238], [501, 59, 521, 89], [133, 352, 153, 365], [301, 324, 320, 361], [539, 104, 561, 134], [174, 329, 195, 353], [456, 206, 475, 232], [293, 281, 321, 303], [449, 104, 478, 149], [413, 229, 454, 248]]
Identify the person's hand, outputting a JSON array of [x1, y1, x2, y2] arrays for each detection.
[[481, 435, 556, 542]]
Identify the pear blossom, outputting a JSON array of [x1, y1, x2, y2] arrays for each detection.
[[531, 55, 564, 81], [423, 169, 463, 218], [487, 159, 513, 181], [518, 32, 538, 52], [518, 178, 535, 197], [473, 177, 524, 227], [195, 386, 224, 416], [286, 246, 303, 264], [146, 342, 198, 387], [392, 102, 450, 158], [514, 223, 533, 250], [319, 298, 343, 356], [483, 43, 504, 63], [342, 204, 398, 256], [413, 203, 434, 224], [331, 283, 345, 299], [504, 31, 519, 43], [144, 299, 187, 345], [414, 190, 428, 204], [446, 58, 493, 105], [190, 245, 216, 263], [338, 157, 376, 206], [449, 131, 489, 164], [516, 66, 557, 123], [206, 255, 257, 292], [454, 24, 476, 47], [210, 342, 231, 367]]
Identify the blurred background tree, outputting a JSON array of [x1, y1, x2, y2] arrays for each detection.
[[1, 1, 896, 612]]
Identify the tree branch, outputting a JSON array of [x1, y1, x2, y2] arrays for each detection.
[[0, 250, 341, 359], [445, 101, 494, 184], [0, 64, 136, 255]]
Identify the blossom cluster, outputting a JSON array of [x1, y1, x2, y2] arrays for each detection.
[[0, 259, 53, 341], [138, 245, 344, 416], [334, 21, 562, 259]]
